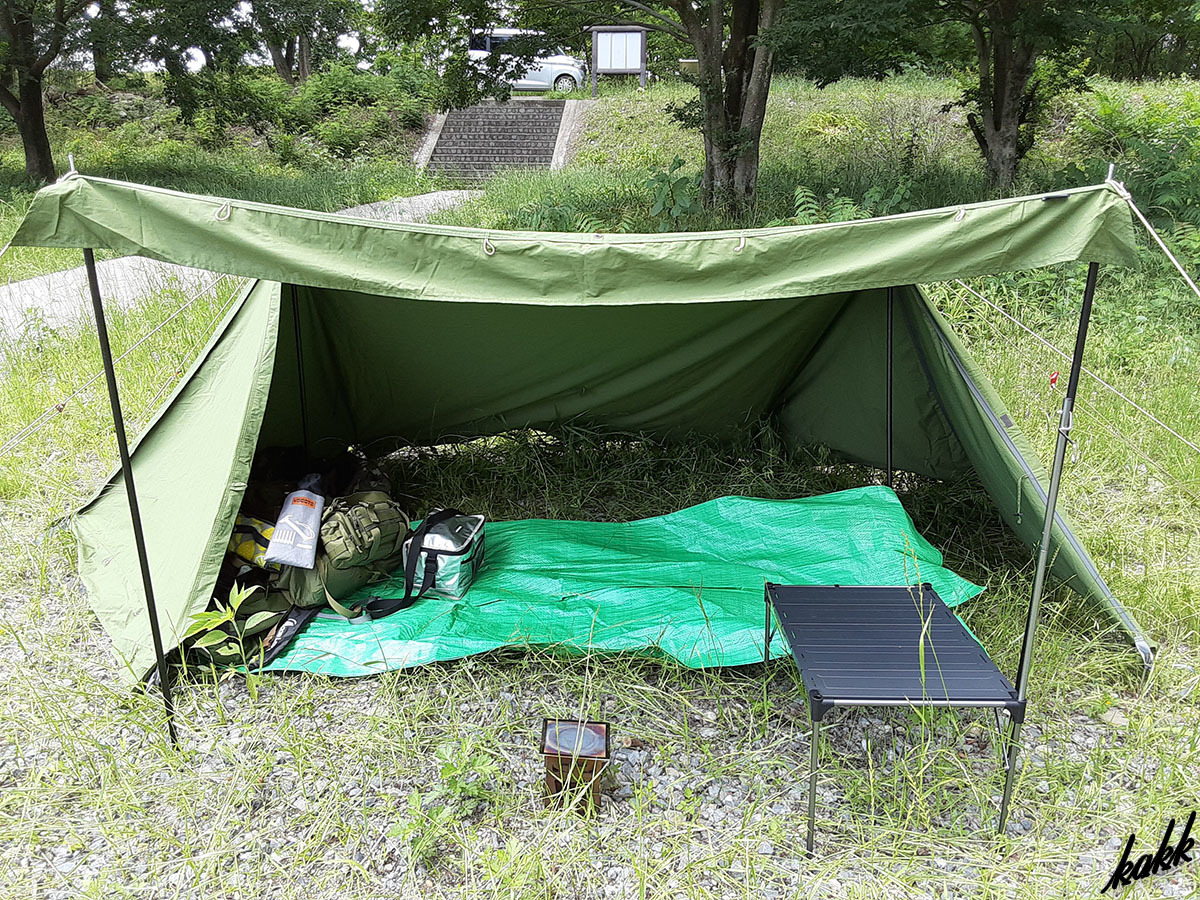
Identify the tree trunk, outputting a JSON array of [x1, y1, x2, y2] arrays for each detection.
[[969, 6, 1037, 190], [14, 77, 55, 182], [266, 41, 295, 85], [676, 0, 779, 213], [92, 0, 113, 83], [297, 33, 312, 83]]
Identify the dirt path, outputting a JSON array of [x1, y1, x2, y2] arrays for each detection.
[[0, 190, 480, 334]]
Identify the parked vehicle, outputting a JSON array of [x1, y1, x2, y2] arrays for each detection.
[[468, 28, 587, 92]]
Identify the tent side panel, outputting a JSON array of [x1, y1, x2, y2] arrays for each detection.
[[72, 279, 282, 681], [903, 287, 1154, 664], [774, 287, 969, 479]]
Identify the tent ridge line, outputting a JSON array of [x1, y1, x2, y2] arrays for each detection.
[[50, 172, 1123, 246]]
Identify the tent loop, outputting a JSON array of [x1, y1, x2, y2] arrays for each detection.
[[735, 236, 746, 252], [215, 202, 232, 222], [483, 237, 496, 256], [1014, 474, 1027, 524], [954, 208, 966, 223]]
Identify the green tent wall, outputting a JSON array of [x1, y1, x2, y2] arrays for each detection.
[[12, 176, 1154, 678]]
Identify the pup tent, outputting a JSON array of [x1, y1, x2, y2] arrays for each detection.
[[11, 175, 1155, 682]]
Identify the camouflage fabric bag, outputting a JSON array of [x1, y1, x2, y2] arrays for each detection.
[[278, 491, 410, 618]]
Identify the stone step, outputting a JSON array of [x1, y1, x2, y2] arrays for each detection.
[[444, 108, 564, 118], [430, 147, 555, 156], [427, 161, 543, 173], [428, 101, 566, 178], [445, 110, 562, 116], [439, 124, 561, 134], [438, 124, 561, 133], [429, 162, 553, 171], [431, 147, 556, 157], [436, 134, 560, 144]]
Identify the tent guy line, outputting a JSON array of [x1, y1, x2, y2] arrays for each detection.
[[1108, 175, 1200, 304], [0, 273, 243, 457], [953, 279, 1200, 459]]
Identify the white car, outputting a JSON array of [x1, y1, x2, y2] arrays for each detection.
[[468, 28, 587, 92]]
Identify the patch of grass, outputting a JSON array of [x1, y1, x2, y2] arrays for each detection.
[[0, 273, 247, 506], [0, 87, 438, 282]]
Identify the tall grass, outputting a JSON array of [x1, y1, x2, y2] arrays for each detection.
[[0, 112, 437, 283]]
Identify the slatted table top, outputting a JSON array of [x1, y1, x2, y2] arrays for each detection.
[[766, 583, 1023, 717]]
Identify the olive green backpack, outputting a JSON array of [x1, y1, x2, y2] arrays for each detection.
[[277, 491, 411, 619]]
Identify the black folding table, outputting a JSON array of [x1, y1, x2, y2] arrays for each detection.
[[764, 583, 1025, 853]]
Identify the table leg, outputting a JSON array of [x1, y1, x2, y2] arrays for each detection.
[[764, 594, 772, 664], [998, 718, 1022, 833], [807, 716, 820, 855]]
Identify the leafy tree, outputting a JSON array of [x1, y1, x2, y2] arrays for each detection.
[[117, 0, 246, 75], [0, 0, 91, 182], [114, 0, 251, 119], [1084, 0, 1200, 79], [249, 0, 359, 86], [777, 0, 1100, 189], [380, 0, 786, 213]]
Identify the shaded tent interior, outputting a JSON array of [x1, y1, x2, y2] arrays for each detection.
[[10, 175, 1155, 681]]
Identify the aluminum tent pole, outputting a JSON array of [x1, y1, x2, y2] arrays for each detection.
[[998, 260, 1100, 832], [83, 249, 178, 746], [885, 286, 895, 489]]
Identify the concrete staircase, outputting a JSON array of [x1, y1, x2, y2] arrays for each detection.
[[426, 100, 566, 181]]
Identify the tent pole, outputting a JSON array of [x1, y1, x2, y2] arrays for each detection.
[[83, 249, 178, 747], [291, 285, 310, 453], [885, 287, 894, 488], [999, 260, 1099, 832]]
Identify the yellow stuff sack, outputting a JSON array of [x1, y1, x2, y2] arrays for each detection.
[[228, 514, 280, 571]]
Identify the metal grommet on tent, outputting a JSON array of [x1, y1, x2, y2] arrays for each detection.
[[483, 237, 496, 256], [215, 202, 232, 222]]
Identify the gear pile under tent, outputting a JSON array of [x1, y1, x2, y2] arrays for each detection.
[[12, 175, 1155, 838]]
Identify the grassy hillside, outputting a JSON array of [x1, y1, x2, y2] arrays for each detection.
[[0, 69, 439, 282]]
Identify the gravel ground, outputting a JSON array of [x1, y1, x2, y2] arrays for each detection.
[[2, 539, 1196, 900]]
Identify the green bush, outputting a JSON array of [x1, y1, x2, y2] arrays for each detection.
[[312, 103, 394, 157], [139, 64, 435, 161], [1055, 81, 1200, 224]]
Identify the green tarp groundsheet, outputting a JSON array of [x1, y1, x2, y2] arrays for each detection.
[[9, 176, 1155, 679], [266, 488, 983, 676]]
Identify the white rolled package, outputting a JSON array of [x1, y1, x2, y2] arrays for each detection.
[[264, 488, 325, 569]]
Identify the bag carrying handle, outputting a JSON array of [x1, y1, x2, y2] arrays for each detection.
[[359, 508, 464, 621]]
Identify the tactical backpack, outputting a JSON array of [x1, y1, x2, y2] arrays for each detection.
[[278, 491, 411, 619]]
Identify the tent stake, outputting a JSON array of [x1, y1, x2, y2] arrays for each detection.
[[999, 260, 1099, 832], [885, 286, 894, 488], [83, 249, 178, 747]]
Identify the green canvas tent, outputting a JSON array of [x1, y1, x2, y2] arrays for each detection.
[[11, 175, 1154, 687]]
